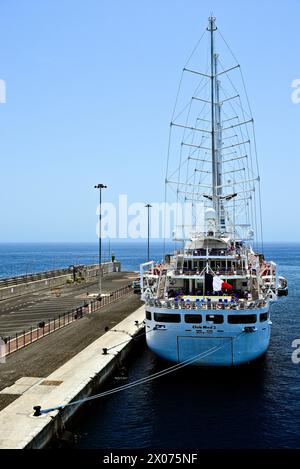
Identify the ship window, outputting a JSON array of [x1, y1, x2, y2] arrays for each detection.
[[260, 312, 268, 322], [146, 310, 152, 320], [206, 314, 224, 324], [228, 314, 257, 324], [154, 313, 181, 323], [185, 314, 202, 324]]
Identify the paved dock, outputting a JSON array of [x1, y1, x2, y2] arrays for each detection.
[[0, 305, 145, 449], [0, 287, 142, 411], [0, 271, 136, 337]]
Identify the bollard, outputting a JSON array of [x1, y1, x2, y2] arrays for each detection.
[[102, 348, 108, 355], [33, 406, 42, 417]]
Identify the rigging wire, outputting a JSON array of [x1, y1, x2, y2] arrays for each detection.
[[217, 28, 254, 118], [164, 26, 209, 255], [216, 58, 258, 244], [220, 99, 253, 240], [183, 28, 207, 69], [164, 20, 264, 250], [217, 29, 264, 249]]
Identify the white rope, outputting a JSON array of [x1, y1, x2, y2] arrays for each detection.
[[37, 336, 240, 415]]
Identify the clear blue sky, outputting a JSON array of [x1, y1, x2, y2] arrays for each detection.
[[0, 0, 299, 242]]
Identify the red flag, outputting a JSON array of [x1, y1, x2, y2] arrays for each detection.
[[222, 281, 233, 290]]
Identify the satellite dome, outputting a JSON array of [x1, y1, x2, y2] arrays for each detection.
[[205, 208, 216, 219]]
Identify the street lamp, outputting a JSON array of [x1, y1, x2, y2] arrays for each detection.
[[145, 204, 152, 262], [94, 183, 107, 296]]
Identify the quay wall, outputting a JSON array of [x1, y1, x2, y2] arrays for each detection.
[[0, 306, 145, 449], [0, 262, 121, 302]]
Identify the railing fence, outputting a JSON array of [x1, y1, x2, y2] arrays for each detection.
[[2, 284, 132, 357]]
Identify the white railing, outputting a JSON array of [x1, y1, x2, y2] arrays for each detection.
[[145, 298, 267, 311]]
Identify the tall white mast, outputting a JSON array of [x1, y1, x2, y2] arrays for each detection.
[[214, 53, 225, 232], [207, 17, 219, 232]]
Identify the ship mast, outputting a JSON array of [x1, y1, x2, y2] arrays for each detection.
[[207, 16, 219, 232], [214, 54, 225, 232], [166, 16, 261, 246]]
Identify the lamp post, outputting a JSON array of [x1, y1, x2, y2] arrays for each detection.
[[94, 184, 107, 296], [145, 204, 152, 262]]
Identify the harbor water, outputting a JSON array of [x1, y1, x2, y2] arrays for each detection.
[[0, 242, 299, 448], [0, 241, 172, 278], [73, 242, 300, 449]]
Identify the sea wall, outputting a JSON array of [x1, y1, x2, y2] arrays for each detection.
[[0, 262, 121, 301]]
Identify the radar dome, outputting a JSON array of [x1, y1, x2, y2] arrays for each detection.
[[205, 208, 216, 220]]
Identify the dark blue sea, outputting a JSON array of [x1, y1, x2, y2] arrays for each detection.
[[0, 241, 174, 278], [0, 242, 299, 448]]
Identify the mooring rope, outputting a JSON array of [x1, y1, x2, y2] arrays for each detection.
[[34, 333, 245, 416], [104, 325, 155, 352]]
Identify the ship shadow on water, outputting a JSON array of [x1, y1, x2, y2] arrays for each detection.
[[155, 351, 268, 385], [134, 347, 277, 449]]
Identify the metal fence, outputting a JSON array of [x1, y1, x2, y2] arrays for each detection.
[[2, 284, 133, 357]]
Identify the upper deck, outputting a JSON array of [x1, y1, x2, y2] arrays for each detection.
[[140, 243, 276, 305]]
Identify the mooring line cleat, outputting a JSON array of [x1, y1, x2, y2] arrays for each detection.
[[33, 406, 41, 417]]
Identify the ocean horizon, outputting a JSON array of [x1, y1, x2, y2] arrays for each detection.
[[0, 241, 298, 279]]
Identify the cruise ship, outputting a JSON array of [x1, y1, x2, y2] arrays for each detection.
[[140, 17, 288, 366]]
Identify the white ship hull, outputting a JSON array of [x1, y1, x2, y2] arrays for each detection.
[[145, 306, 271, 366]]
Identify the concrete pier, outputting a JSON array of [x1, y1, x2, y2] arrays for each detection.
[[0, 283, 142, 411], [0, 269, 132, 338], [0, 305, 145, 449], [0, 261, 121, 302]]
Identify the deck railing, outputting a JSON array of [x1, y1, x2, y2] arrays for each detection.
[[145, 297, 266, 311], [184, 250, 236, 257], [172, 269, 248, 276]]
